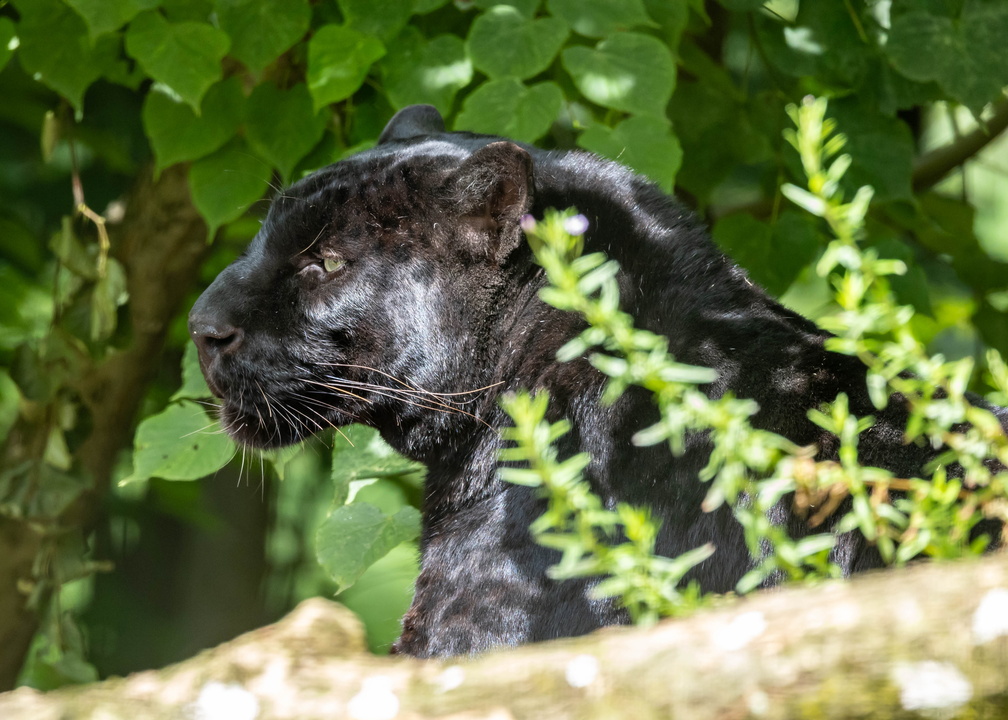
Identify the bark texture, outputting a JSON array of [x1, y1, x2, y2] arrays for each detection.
[[2, 553, 1007, 719]]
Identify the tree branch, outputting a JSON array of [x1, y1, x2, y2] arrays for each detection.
[[711, 96, 1008, 221], [912, 97, 1008, 192], [3, 553, 1007, 718]]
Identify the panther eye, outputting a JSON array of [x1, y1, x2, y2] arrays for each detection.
[[322, 257, 344, 273]]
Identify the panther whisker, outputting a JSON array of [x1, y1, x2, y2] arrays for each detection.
[[299, 378, 370, 403], [296, 403, 335, 433], [318, 362, 504, 399], [319, 374, 484, 412], [307, 377, 464, 417], [255, 380, 275, 419], [292, 395, 363, 446], [181, 419, 227, 439], [313, 376, 495, 429], [237, 444, 247, 488], [297, 223, 330, 256], [312, 374, 461, 408], [190, 398, 222, 410]]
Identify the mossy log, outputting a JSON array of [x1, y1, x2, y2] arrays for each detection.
[[2, 552, 1007, 719]]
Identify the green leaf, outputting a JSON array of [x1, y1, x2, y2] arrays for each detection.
[[781, 184, 826, 217], [466, 6, 569, 80], [562, 32, 676, 116], [577, 115, 682, 191], [125, 10, 230, 111], [643, 0, 689, 45], [307, 24, 386, 112], [130, 401, 235, 482], [751, 14, 820, 80], [161, 0, 214, 21], [886, 3, 1008, 112], [245, 82, 327, 181], [189, 139, 271, 236], [142, 77, 245, 172], [215, 0, 311, 73], [455, 79, 563, 142], [907, 193, 1008, 293], [64, 0, 159, 38], [316, 502, 421, 592], [670, 78, 771, 199], [713, 212, 820, 297], [716, 0, 765, 9], [416, 0, 450, 12], [50, 217, 98, 280], [474, 0, 540, 17], [0, 370, 20, 441], [172, 341, 213, 401], [334, 544, 419, 654], [15, 0, 119, 111], [975, 300, 1008, 357], [89, 258, 128, 342], [768, 211, 822, 295], [259, 443, 305, 481], [875, 238, 933, 316], [381, 30, 472, 115], [339, 0, 415, 42], [0, 18, 14, 73], [713, 214, 774, 285], [547, 0, 654, 38], [331, 424, 424, 507], [826, 103, 911, 202]]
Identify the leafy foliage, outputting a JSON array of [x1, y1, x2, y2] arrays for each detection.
[[0, 0, 1007, 684], [500, 390, 713, 625], [510, 107, 1007, 614]]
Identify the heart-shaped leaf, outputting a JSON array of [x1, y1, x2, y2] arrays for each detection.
[[189, 139, 271, 235], [577, 115, 682, 191], [307, 24, 386, 111], [339, 0, 415, 42], [455, 79, 563, 142], [16, 0, 118, 110], [381, 30, 472, 114], [562, 32, 675, 116], [316, 502, 421, 592], [245, 82, 327, 181], [130, 401, 235, 482], [143, 77, 245, 172], [215, 0, 311, 73], [64, 0, 158, 38], [547, 0, 654, 38], [467, 6, 568, 80], [125, 10, 230, 111]]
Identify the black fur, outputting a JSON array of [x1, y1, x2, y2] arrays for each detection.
[[189, 105, 1007, 657]]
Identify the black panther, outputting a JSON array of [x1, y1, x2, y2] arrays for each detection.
[[188, 104, 1006, 657]]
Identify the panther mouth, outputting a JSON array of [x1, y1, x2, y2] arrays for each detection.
[[216, 397, 311, 449], [213, 373, 364, 450]]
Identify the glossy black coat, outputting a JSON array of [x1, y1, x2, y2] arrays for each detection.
[[189, 105, 1006, 657]]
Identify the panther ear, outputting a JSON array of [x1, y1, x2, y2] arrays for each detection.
[[378, 105, 446, 144], [451, 141, 534, 263]]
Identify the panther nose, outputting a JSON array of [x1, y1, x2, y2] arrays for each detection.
[[189, 318, 245, 360]]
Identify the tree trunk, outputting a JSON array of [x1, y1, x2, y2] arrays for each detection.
[[0, 164, 210, 690], [2, 552, 1007, 719]]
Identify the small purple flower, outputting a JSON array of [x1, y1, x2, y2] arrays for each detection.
[[520, 214, 537, 232], [563, 214, 589, 236]]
